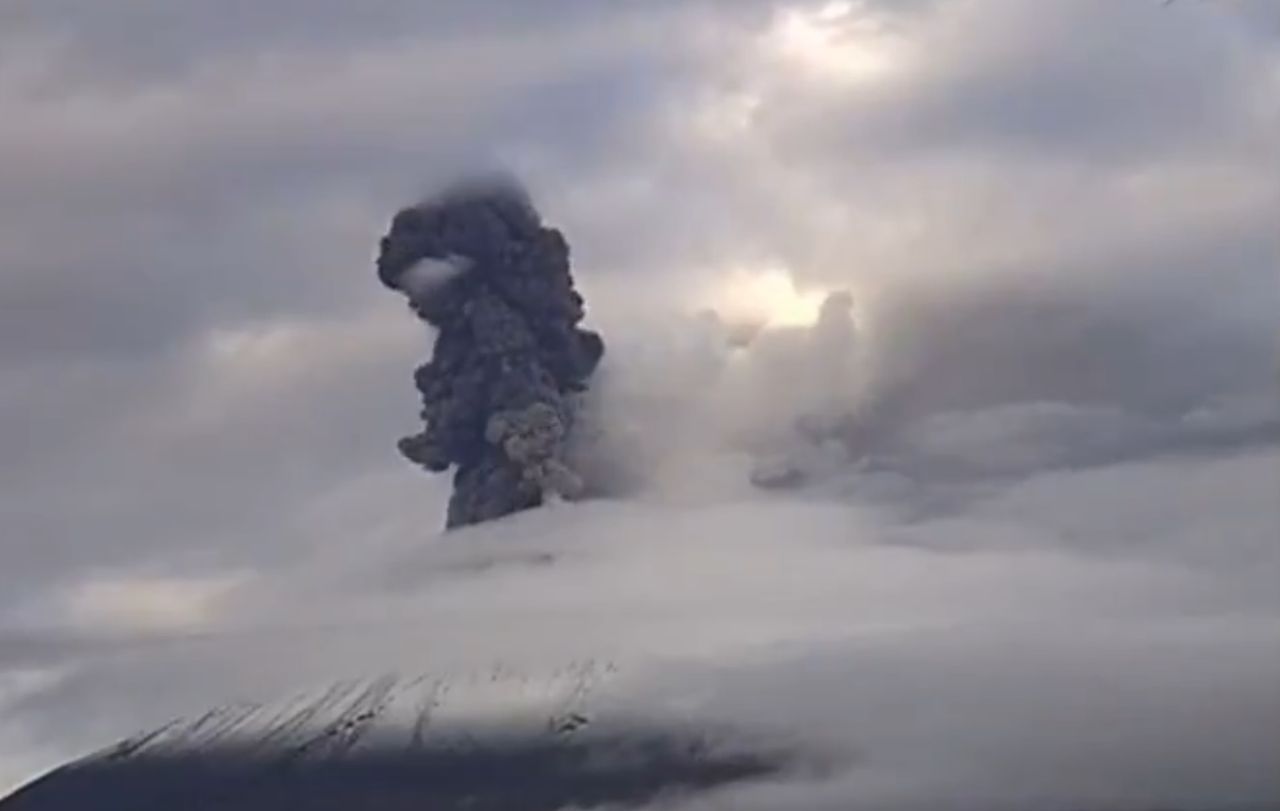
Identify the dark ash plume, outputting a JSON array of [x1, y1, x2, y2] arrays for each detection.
[[376, 180, 604, 528]]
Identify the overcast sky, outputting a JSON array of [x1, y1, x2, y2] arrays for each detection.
[[0, 0, 1277, 803]]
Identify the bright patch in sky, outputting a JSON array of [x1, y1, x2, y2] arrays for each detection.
[[703, 267, 830, 328], [767, 0, 904, 83]]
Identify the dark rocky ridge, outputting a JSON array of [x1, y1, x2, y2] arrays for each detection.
[[376, 180, 604, 528], [1, 731, 781, 811]]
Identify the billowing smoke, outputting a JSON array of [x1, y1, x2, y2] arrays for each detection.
[[376, 180, 604, 528]]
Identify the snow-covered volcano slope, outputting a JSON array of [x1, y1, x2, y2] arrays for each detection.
[[2, 669, 798, 811]]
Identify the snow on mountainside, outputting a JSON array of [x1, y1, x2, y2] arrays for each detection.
[[0, 667, 799, 810]]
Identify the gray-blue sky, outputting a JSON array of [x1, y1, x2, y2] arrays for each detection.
[[0, 0, 1277, 799]]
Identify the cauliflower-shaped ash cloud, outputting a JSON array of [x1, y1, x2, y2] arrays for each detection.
[[376, 180, 604, 528]]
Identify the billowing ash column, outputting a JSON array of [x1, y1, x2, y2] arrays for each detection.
[[376, 181, 604, 528]]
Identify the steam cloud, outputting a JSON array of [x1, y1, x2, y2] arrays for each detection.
[[375, 180, 604, 528]]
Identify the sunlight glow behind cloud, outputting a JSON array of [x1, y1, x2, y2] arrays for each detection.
[[701, 267, 833, 328], [766, 0, 906, 83]]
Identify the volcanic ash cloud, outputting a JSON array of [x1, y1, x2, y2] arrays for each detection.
[[376, 181, 604, 529]]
